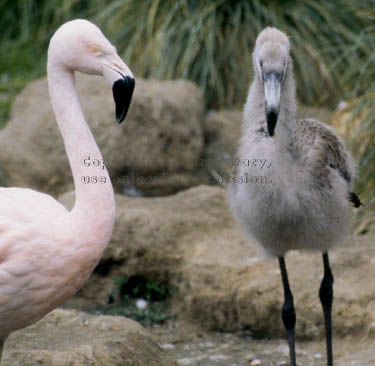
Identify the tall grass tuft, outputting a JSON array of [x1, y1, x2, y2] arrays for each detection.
[[0, 0, 368, 111], [328, 1, 374, 227], [0, 0, 93, 127], [93, 0, 366, 108]]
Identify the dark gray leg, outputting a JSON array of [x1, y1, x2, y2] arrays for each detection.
[[279, 256, 297, 366], [319, 252, 334, 366]]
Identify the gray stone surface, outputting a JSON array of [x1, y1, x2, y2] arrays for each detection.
[[59, 186, 375, 340], [4, 309, 177, 366]]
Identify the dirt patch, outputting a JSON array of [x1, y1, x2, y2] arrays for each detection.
[[150, 318, 374, 366]]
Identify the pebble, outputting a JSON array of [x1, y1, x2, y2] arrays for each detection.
[[178, 356, 205, 365], [250, 359, 262, 366], [337, 100, 347, 110], [136, 299, 148, 310], [245, 353, 256, 361], [208, 354, 231, 361], [199, 341, 214, 348]]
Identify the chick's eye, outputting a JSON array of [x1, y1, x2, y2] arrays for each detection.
[[88, 45, 101, 55]]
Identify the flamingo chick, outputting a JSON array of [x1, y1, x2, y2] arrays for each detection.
[[228, 27, 361, 366], [0, 19, 135, 361]]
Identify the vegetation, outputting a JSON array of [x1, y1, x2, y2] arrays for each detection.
[[0, 0, 373, 201], [337, 4, 374, 205], [101, 276, 174, 326], [0, 0, 371, 106]]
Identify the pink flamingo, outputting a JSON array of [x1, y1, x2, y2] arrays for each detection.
[[0, 19, 134, 361]]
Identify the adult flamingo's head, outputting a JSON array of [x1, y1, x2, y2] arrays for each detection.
[[48, 19, 135, 123]]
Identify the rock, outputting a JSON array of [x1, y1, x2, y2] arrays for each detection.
[[203, 110, 242, 183], [121, 171, 206, 197], [0, 74, 204, 196], [59, 186, 375, 340], [4, 308, 177, 366], [297, 105, 333, 124]]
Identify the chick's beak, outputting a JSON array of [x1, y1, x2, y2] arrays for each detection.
[[103, 56, 135, 123], [263, 72, 281, 137]]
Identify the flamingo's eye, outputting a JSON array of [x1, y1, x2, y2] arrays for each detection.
[[88, 45, 101, 55]]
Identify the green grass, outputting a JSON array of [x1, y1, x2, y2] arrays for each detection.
[[101, 275, 175, 326], [114, 275, 172, 302], [333, 4, 374, 202], [93, 0, 367, 107], [0, 41, 46, 127], [341, 92, 375, 209], [0, 0, 370, 109]]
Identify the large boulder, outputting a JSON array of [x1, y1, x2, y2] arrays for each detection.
[[59, 186, 375, 340], [203, 110, 242, 183], [0, 74, 205, 196], [4, 309, 177, 366]]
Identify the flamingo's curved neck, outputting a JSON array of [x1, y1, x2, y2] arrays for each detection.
[[47, 61, 115, 240]]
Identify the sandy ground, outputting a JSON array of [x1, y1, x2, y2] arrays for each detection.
[[150, 319, 374, 366]]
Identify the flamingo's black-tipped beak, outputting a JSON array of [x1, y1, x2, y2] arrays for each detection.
[[113, 75, 135, 123], [103, 58, 134, 124], [266, 107, 278, 137], [263, 72, 281, 137]]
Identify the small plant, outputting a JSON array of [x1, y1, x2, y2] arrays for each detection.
[[103, 302, 171, 327], [114, 275, 171, 302], [105, 275, 175, 326]]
